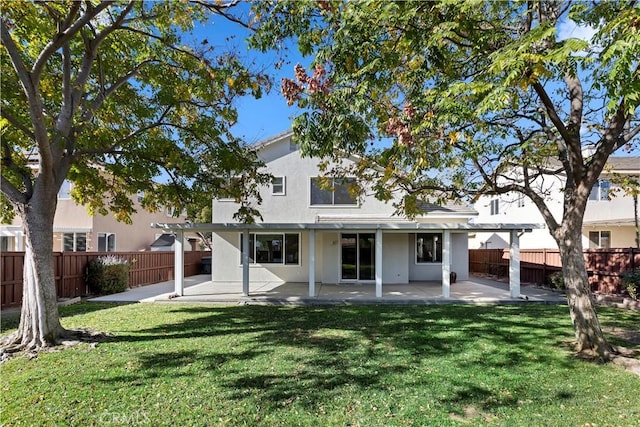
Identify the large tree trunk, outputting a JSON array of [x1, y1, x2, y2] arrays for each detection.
[[1, 188, 65, 353], [557, 226, 615, 360]]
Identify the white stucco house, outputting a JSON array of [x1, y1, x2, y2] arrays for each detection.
[[469, 156, 640, 250], [156, 130, 538, 299]]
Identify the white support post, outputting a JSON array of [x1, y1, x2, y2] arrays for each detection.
[[442, 230, 451, 298], [174, 230, 184, 296], [509, 230, 521, 298], [375, 228, 383, 298], [309, 229, 316, 297], [242, 229, 250, 296]]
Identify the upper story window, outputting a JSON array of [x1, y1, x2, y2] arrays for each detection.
[[310, 177, 357, 206], [58, 180, 72, 199], [589, 180, 610, 201], [272, 176, 286, 195], [63, 232, 87, 252], [516, 194, 526, 208], [416, 233, 442, 263], [219, 177, 241, 202], [137, 191, 145, 203], [490, 199, 500, 215]]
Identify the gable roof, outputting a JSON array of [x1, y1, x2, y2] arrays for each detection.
[[253, 129, 294, 150], [150, 234, 175, 248], [604, 157, 640, 173], [417, 201, 477, 216]]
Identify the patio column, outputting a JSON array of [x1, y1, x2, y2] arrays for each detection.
[[308, 229, 316, 297], [242, 229, 250, 296], [509, 229, 521, 298], [442, 230, 451, 298], [375, 228, 383, 298], [174, 230, 184, 296]]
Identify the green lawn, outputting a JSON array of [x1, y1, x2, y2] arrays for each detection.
[[1, 303, 639, 426]]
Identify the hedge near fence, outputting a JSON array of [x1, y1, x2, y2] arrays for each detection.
[[1, 250, 209, 308]]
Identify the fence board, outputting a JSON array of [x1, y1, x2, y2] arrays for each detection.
[[469, 248, 639, 294], [1, 251, 210, 308]]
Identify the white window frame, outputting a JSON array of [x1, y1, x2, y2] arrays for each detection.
[[62, 232, 87, 252], [272, 176, 286, 195], [516, 194, 525, 208], [239, 232, 300, 266], [589, 180, 610, 201], [415, 232, 443, 264], [309, 177, 358, 207], [490, 199, 499, 215], [97, 232, 116, 252], [219, 176, 242, 202], [588, 230, 611, 249]]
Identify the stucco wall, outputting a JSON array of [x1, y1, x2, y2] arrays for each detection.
[[213, 137, 400, 223]]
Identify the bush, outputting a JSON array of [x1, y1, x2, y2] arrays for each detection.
[[621, 268, 640, 300], [86, 255, 130, 295], [547, 271, 565, 290]]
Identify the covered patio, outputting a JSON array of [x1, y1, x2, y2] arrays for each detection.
[[153, 222, 542, 301], [88, 273, 566, 304]]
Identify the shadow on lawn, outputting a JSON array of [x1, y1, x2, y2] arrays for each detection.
[[101, 304, 589, 413]]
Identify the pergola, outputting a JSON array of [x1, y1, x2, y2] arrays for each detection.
[[153, 222, 541, 299]]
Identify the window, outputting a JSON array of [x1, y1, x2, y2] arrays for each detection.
[[272, 176, 285, 195], [98, 233, 116, 252], [240, 233, 299, 265], [517, 194, 525, 208], [416, 233, 442, 263], [589, 180, 610, 201], [58, 180, 72, 199], [490, 199, 500, 215], [137, 191, 145, 203], [589, 231, 611, 249], [310, 177, 357, 206], [0, 236, 9, 252], [219, 177, 242, 201], [63, 232, 87, 252]]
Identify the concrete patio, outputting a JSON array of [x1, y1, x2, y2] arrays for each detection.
[[89, 274, 567, 305]]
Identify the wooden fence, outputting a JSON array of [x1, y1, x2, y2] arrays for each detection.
[[469, 248, 640, 294], [1, 251, 210, 308]]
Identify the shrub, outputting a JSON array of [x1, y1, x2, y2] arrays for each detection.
[[547, 271, 565, 290], [621, 268, 640, 300], [86, 255, 130, 295]]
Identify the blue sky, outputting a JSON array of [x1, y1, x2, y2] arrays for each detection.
[[193, 9, 308, 145]]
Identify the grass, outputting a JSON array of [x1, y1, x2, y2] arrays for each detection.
[[1, 303, 639, 426]]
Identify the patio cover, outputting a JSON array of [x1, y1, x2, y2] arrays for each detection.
[[152, 222, 542, 299]]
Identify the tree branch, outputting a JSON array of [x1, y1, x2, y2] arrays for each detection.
[[31, 1, 114, 81], [0, 109, 35, 141]]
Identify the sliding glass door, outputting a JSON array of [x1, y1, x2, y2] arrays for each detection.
[[341, 233, 375, 281]]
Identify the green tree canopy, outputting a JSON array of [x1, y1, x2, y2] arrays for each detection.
[[251, 0, 640, 359], [0, 0, 270, 354]]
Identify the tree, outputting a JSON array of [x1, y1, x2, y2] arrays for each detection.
[[1, 1, 270, 355], [251, 0, 640, 359]]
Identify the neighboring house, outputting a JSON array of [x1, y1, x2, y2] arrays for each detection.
[[0, 182, 192, 252], [469, 157, 640, 249], [157, 130, 537, 299]]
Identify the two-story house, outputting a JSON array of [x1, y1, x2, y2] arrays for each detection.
[[157, 130, 538, 299], [469, 157, 640, 249], [0, 180, 194, 253]]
